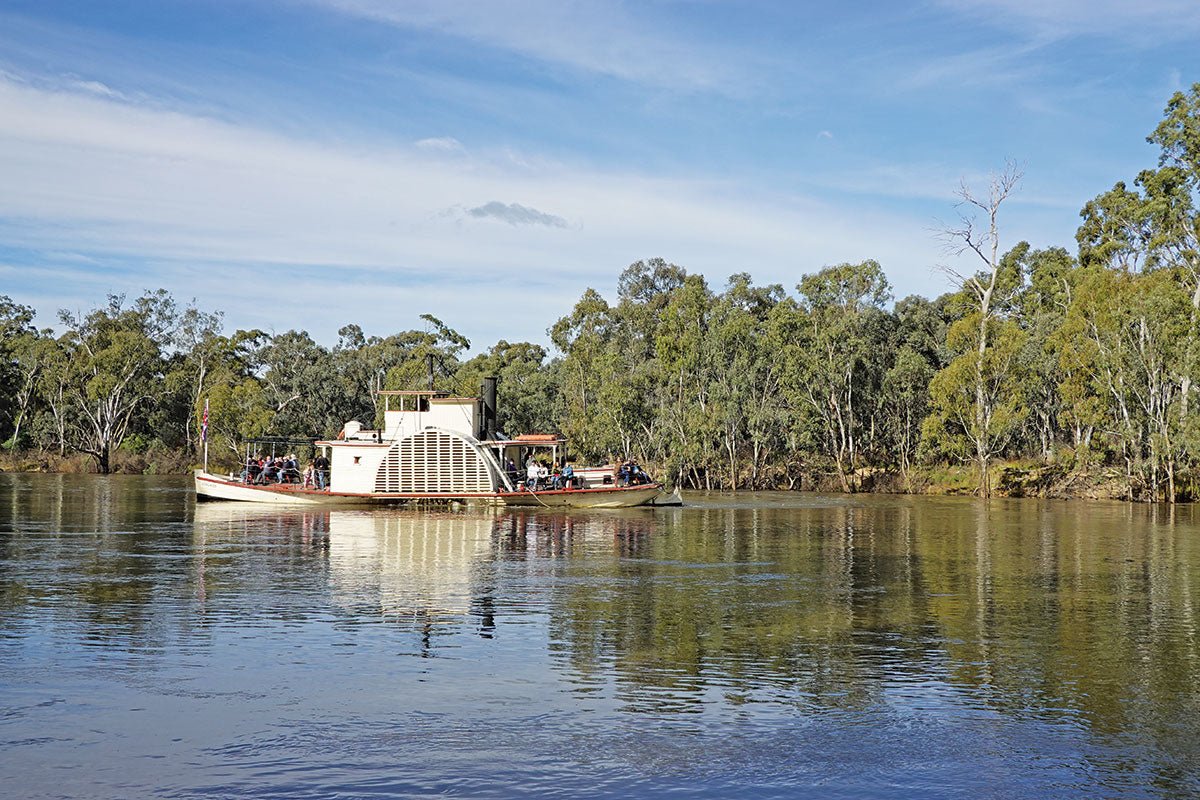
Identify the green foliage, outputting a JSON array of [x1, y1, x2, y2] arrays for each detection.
[[4, 84, 1200, 500]]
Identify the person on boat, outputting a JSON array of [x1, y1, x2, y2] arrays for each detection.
[[241, 454, 256, 483], [283, 454, 299, 483], [551, 463, 563, 489], [631, 462, 649, 485], [313, 453, 330, 490], [303, 461, 315, 488], [562, 462, 575, 489], [526, 458, 540, 490], [505, 458, 519, 488], [617, 461, 631, 487]]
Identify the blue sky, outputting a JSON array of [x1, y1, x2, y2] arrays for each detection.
[[1, 0, 1197, 350]]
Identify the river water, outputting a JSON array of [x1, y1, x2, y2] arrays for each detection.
[[1, 474, 1198, 799]]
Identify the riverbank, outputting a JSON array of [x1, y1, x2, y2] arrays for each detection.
[[2, 448, 1174, 502], [0, 447, 194, 476], [801, 462, 1158, 502]]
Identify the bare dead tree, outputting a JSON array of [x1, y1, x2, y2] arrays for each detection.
[[935, 161, 1024, 497]]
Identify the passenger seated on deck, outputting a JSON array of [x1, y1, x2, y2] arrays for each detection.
[[526, 459, 540, 490], [282, 454, 298, 483], [617, 461, 631, 487], [303, 461, 315, 488], [262, 460, 278, 484], [562, 463, 575, 489]]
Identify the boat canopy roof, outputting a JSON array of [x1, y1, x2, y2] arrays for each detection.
[[244, 436, 319, 447], [241, 437, 321, 458], [377, 390, 449, 396], [492, 434, 567, 447]]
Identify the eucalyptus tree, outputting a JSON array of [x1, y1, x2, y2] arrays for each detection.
[[1066, 85, 1200, 499], [654, 273, 716, 487], [614, 259, 686, 466], [1135, 85, 1200, 493], [792, 260, 893, 492], [884, 295, 953, 481], [1012, 244, 1077, 461], [257, 330, 337, 438], [331, 324, 380, 425], [379, 314, 471, 393], [552, 284, 659, 463], [55, 290, 178, 473], [0, 296, 41, 449], [333, 324, 409, 427], [156, 304, 268, 454], [929, 164, 1025, 496], [707, 273, 785, 488], [881, 348, 933, 483], [455, 340, 558, 436], [1063, 266, 1189, 500], [203, 366, 272, 459], [550, 288, 620, 460], [615, 258, 688, 351]]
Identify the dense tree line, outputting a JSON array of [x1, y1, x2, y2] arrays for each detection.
[[3, 84, 1200, 500]]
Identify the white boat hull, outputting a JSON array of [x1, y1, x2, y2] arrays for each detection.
[[195, 472, 376, 505], [195, 471, 670, 509], [498, 484, 664, 509]]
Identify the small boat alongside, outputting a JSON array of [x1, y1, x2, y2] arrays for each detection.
[[194, 379, 673, 509]]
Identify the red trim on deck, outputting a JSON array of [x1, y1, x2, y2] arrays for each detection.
[[196, 472, 660, 500]]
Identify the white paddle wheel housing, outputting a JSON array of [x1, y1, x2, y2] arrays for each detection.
[[373, 429, 498, 494]]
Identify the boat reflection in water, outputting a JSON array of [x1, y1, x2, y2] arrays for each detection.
[[190, 502, 657, 638]]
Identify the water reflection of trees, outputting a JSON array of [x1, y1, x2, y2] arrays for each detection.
[[3, 474, 1199, 781], [532, 505, 946, 714], [0, 474, 197, 649], [532, 498, 1200, 758]]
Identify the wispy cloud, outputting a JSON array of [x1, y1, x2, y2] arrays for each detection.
[[309, 0, 744, 92], [415, 136, 463, 153], [0, 71, 970, 343], [897, 40, 1046, 91], [68, 78, 126, 100], [935, 0, 1200, 41], [466, 201, 567, 228]]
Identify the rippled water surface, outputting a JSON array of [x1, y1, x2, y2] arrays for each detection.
[[2, 474, 1199, 798]]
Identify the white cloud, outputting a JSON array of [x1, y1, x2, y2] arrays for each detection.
[[465, 201, 568, 228], [0, 72, 952, 347], [415, 136, 463, 153], [69, 79, 126, 100]]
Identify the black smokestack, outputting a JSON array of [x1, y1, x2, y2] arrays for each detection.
[[482, 376, 498, 441]]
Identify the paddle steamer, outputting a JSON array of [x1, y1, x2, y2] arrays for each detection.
[[194, 379, 672, 508]]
